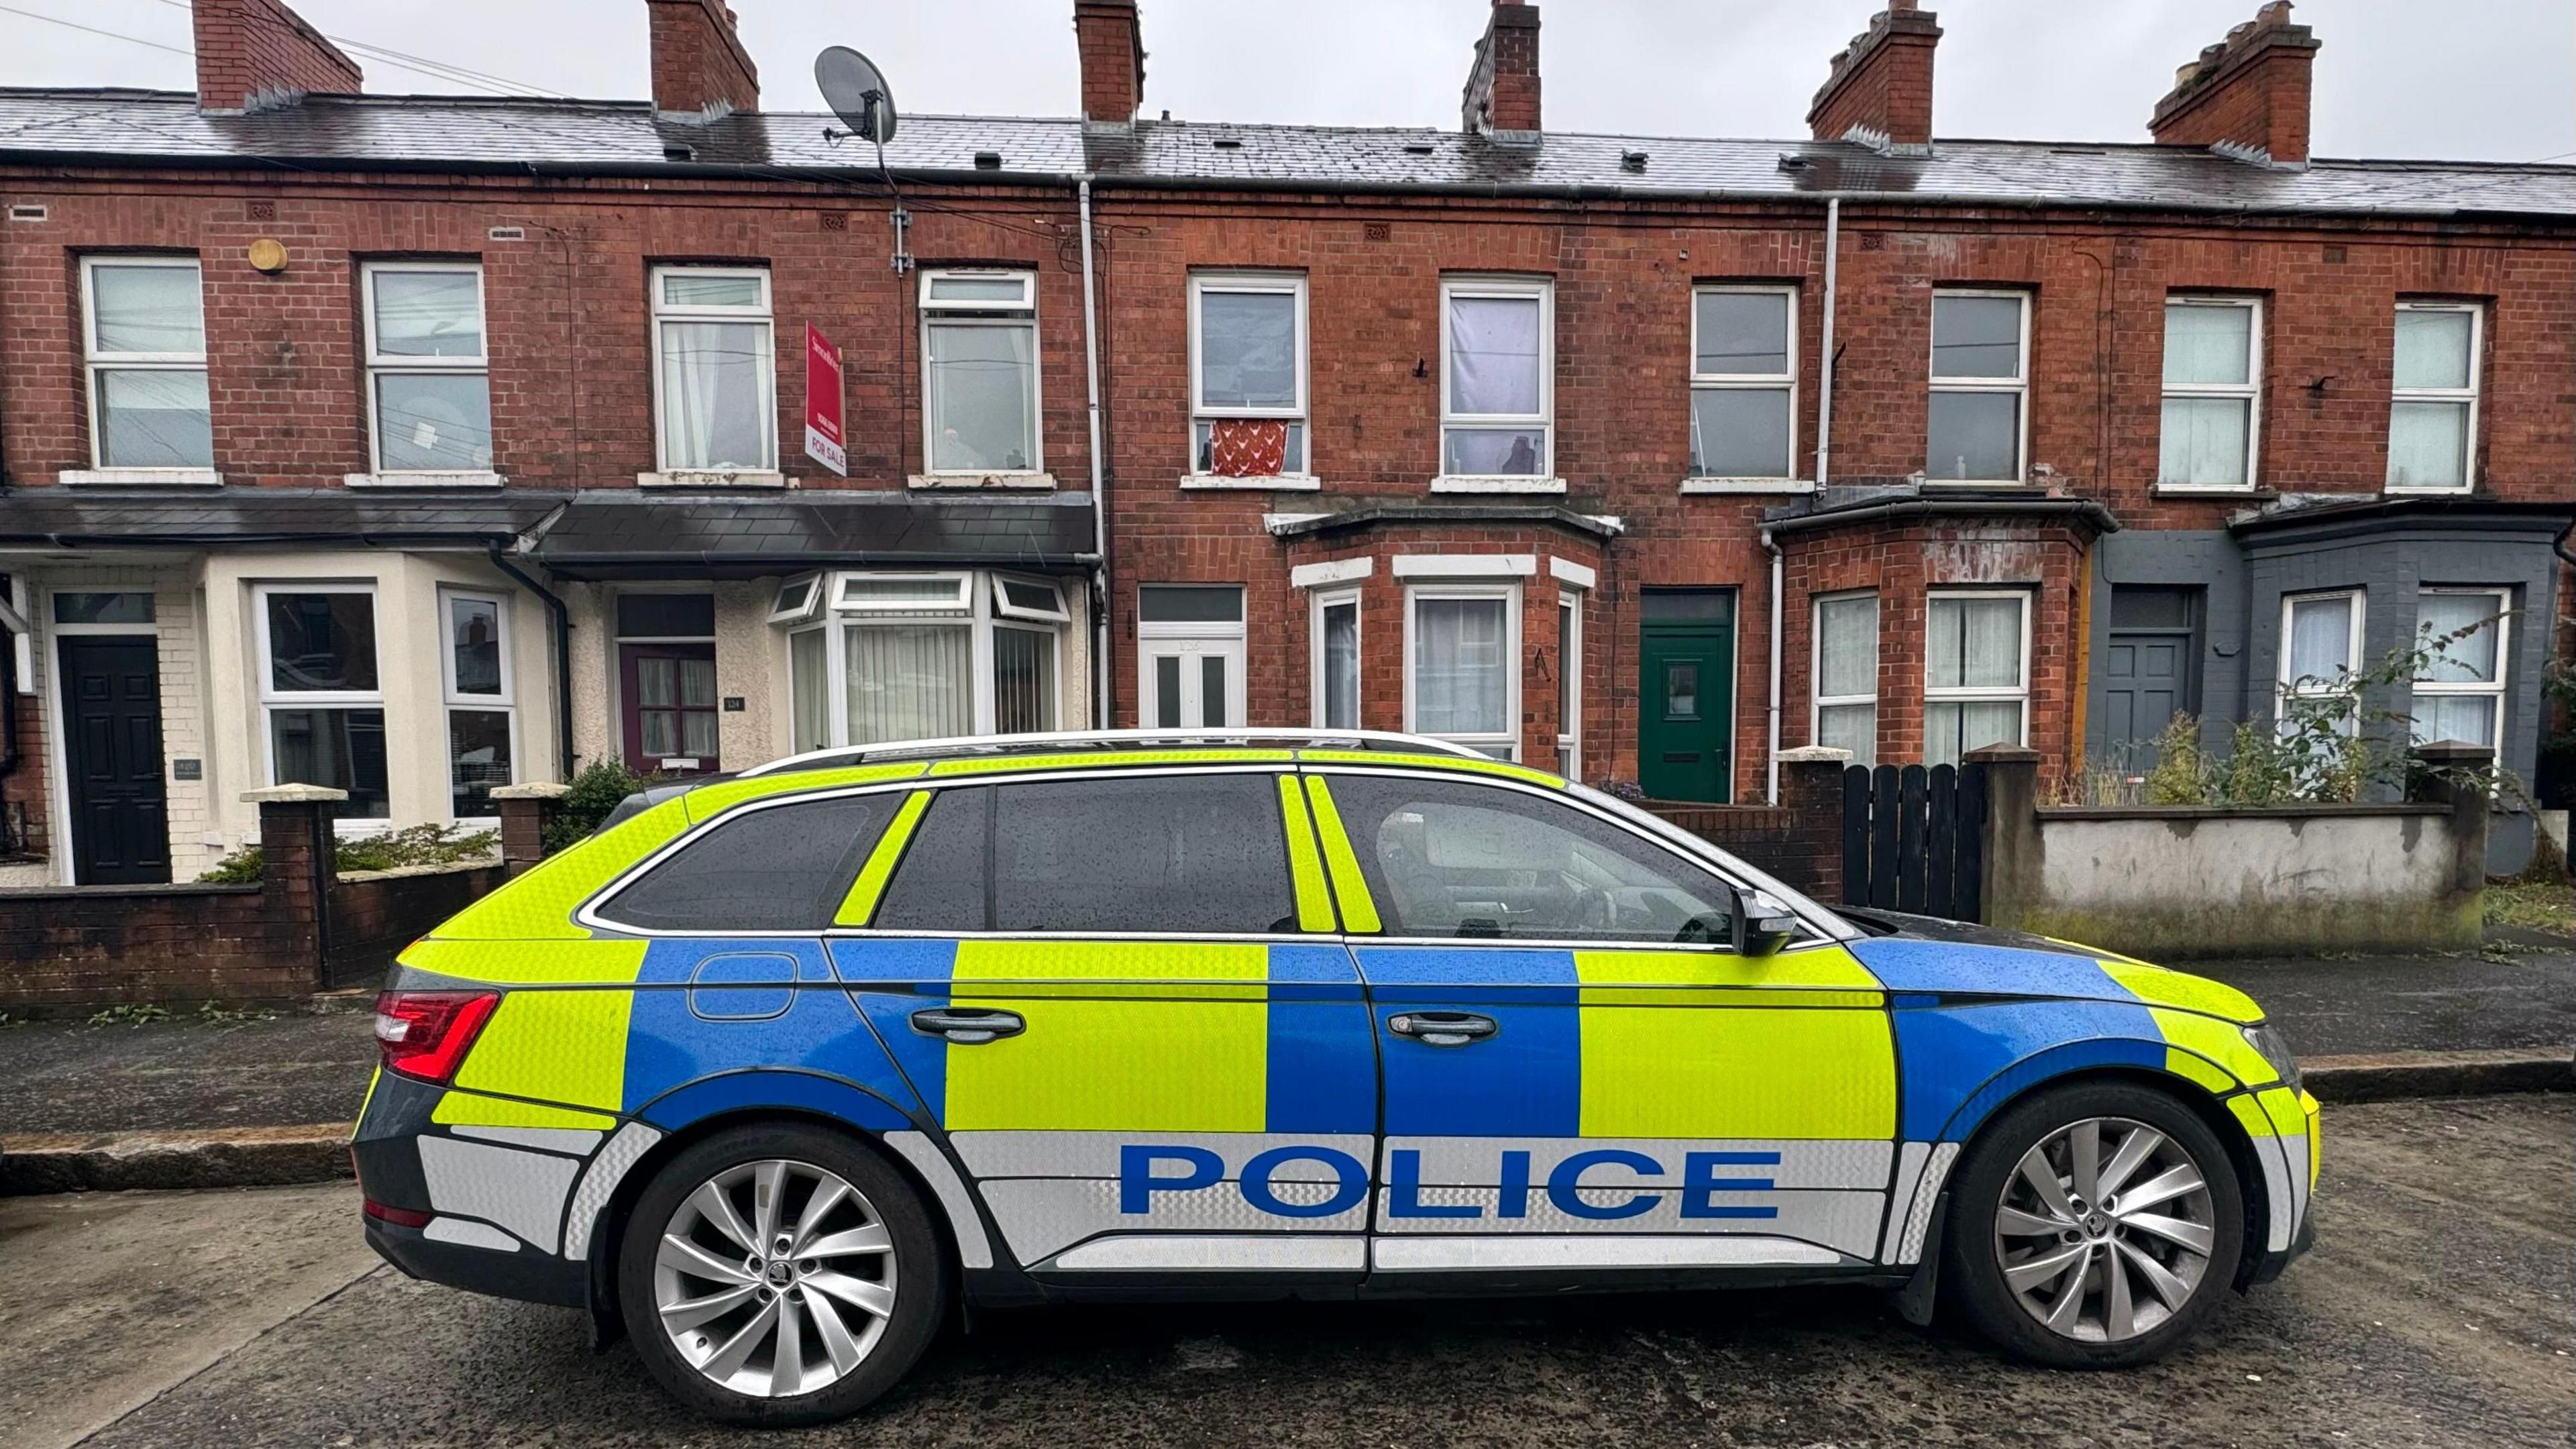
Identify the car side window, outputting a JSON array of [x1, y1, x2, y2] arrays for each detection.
[[598, 793, 895, 933], [873, 773, 1299, 936], [1322, 773, 1739, 945]]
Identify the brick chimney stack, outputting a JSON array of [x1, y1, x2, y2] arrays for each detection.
[[2149, 2, 2319, 166], [1460, 0, 1542, 144], [191, 0, 362, 114], [1806, 1, 1941, 154], [1074, 0, 1145, 129], [647, 0, 759, 118]]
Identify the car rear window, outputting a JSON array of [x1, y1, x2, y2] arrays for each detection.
[[596, 793, 895, 933], [873, 773, 1297, 936]]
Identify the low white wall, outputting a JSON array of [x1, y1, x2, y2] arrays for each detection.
[[2020, 805, 2481, 959]]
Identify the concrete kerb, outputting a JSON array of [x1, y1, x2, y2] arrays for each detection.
[[0, 1049, 2565, 1195]]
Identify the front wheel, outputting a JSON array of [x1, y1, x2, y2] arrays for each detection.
[[1942, 1081, 2246, 1368], [616, 1122, 949, 1427]]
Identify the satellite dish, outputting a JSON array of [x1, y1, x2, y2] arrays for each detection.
[[816, 46, 898, 146]]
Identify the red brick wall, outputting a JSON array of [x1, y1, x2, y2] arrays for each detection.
[[326, 862, 504, 991], [191, 0, 363, 112]]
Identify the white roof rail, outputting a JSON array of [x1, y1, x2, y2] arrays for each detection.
[[737, 727, 1492, 777]]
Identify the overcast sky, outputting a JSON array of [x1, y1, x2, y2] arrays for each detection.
[[12, 0, 2573, 162]]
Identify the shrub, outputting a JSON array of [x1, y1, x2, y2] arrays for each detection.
[[194, 822, 500, 883], [543, 760, 653, 855]]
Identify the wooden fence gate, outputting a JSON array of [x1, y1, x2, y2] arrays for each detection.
[[1839, 762, 1988, 922]]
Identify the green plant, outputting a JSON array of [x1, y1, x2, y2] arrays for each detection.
[[194, 822, 500, 882], [543, 760, 654, 855], [87, 1002, 170, 1026], [193, 1000, 276, 1024]]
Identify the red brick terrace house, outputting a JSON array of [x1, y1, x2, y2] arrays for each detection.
[[0, 0, 2568, 890]]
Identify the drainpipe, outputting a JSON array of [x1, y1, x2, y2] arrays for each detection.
[[1077, 176, 1114, 730], [1764, 525, 1783, 806], [1767, 199, 1840, 806], [487, 541, 576, 780]]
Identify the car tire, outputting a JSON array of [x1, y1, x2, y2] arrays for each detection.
[[616, 1122, 949, 1427], [1941, 1079, 2246, 1368]]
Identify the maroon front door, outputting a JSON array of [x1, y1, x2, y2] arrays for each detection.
[[620, 642, 720, 775]]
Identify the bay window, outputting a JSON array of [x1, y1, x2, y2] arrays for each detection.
[[1927, 291, 2029, 484], [1813, 592, 1879, 763], [920, 270, 1039, 478], [2158, 297, 2261, 490], [80, 257, 213, 474], [2279, 590, 2364, 736], [1190, 272, 1307, 480], [1439, 276, 1553, 482], [362, 262, 493, 479], [1407, 585, 1519, 759], [1556, 592, 1582, 775], [1924, 591, 2028, 767], [780, 570, 1069, 751], [2412, 589, 2509, 749], [440, 590, 514, 821], [1311, 589, 1360, 731], [1689, 285, 1796, 480], [651, 266, 775, 474], [258, 586, 389, 818], [2387, 303, 2481, 492]]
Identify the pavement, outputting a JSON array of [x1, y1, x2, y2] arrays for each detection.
[[3, 1093, 2563, 1449]]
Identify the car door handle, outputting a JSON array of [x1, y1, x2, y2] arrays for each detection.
[[1387, 1011, 1499, 1047], [910, 1008, 1025, 1045]]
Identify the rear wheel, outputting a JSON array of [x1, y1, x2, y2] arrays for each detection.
[[1943, 1081, 2245, 1368], [616, 1122, 948, 1427]]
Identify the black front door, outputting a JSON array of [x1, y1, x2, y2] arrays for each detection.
[[61, 635, 168, 885], [2100, 586, 2202, 779]]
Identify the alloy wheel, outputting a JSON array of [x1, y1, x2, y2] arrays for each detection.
[[651, 1158, 900, 1397], [1992, 1116, 2216, 1344]]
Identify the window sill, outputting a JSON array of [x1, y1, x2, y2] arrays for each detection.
[[1919, 478, 2037, 489], [2151, 484, 2274, 500], [1179, 474, 1322, 492], [907, 472, 1058, 491], [1680, 477, 1816, 495], [1430, 475, 1566, 495], [639, 469, 788, 489], [2382, 484, 2478, 497], [344, 470, 505, 488], [60, 468, 222, 486]]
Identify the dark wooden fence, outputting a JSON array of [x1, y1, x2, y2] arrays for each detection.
[[1840, 762, 1988, 922]]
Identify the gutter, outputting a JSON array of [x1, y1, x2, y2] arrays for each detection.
[[486, 541, 576, 782], [1762, 496, 2123, 539]]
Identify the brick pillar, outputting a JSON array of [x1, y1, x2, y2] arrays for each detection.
[[244, 784, 346, 990], [1777, 746, 1852, 904], [1965, 745, 2043, 929], [491, 782, 572, 876], [2408, 741, 2494, 932]]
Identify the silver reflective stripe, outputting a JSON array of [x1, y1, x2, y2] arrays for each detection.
[[449, 1125, 604, 1157], [419, 1136, 583, 1256], [560, 1121, 663, 1261], [884, 1130, 996, 1270], [1046, 1234, 1364, 1273], [1896, 1142, 1960, 1265], [1881, 1141, 1932, 1263], [1371, 1235, 1845, 1272], [980, 1178, 1370, 1265], [2257, 1132, 2298, 1252], [424, 1216, 521, 1252], [1383, 1135, 1890, 1189]]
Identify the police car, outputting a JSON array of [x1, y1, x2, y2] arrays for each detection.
[[354, 729, 2318, 1427]]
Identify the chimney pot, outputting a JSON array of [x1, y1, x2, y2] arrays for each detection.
[[647, 0, 759, 116], [1805, 1, 1941, 151], [1074, 0, 1146, 127], [191, 0, 362, 113], [2150, 1, 2318, 166]]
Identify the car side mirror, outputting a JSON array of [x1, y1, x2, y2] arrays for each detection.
[[1730, 889, 1799, 959]]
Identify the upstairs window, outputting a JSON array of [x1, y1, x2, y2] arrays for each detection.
[[1190, 272, 1307, 478], [651, 266, 775, 473], [81, 258, 211, 470], [1927, 291, 2028, 484], [1440, 276, 1552, 479], [2158, 297, 2261, 490], [1689, 286, 1796, 480], [920, 270, 1038, 476], [2387, 303, 2481, 492], [362, 262, 492, 476]]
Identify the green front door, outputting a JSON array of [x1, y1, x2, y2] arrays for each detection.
[[1638, 590, 1735, 803]]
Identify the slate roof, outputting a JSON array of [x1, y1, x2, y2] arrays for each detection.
[[3, 89, 2573, 219], [528, 490, 1098, 579], [0, 488, 567, 546]]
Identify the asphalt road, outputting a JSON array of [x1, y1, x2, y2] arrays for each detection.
[[3, 1094, 2566, 1449]]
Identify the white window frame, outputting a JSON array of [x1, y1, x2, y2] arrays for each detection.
[[2157, 294, 2263, 492], [2410, 586, 2510, 749], [1556, 590, 1583, 777], [788, 569, 1070, 749], [1436, 274, 1556, 490], [918, 267, 1042, 479], [253, 583, 386, 822], [1137, 585, 1249, 731], [1405, 582, 1523, 761], [2386, 301, 2483, 494], [1310, 586, 1362, 731], [1923, 588, 2032, 757], [359, 260, 492, 480], [833, 572, 973, 613], [2276, 588, 2367, 728], [1187, 271, 1309, 482], [648, 264, 777, 475], [1811, 591, 1880, 763], [437, 588, 517, 824], [1688, 283, 1799, 482], [78, 256, 212, 478], [1926, 288, 2031, 486], [767, 574, 822, 625], [992, 574, 1071, 625]]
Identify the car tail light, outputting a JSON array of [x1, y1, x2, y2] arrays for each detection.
[[362, 1198, 433, 1229], [375, 990, 500, 1084]]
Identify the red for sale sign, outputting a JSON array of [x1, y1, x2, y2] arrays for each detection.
[[804, 323, 847, 476]]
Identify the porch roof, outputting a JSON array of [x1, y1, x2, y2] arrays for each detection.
[[527, 491, 1099, 580]]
